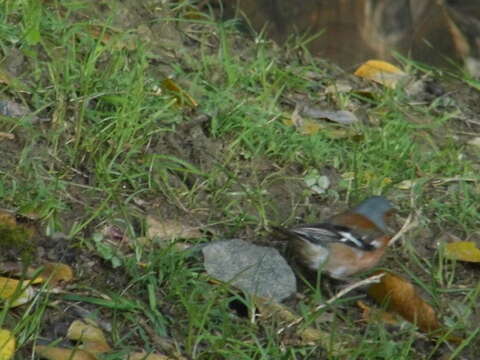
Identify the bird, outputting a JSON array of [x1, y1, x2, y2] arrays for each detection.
[[274, 196, 395, 279]]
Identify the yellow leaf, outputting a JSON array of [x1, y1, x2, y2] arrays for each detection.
[[444, 242, 480, 262], [67, 320, 111, 354], [0, 277, 35, 307], [32, 263, 74, 286], [0, 329, 15, 360], [161, 78, 198, 108], [36, 345, 96, 360], [283, 116, 361, 139], [354, 60, 408, 88], [0, 210, 16, 227]]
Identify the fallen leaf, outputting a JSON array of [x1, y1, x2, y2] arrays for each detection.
[[0, 277, 35, 307], [67, 320, 111, 354], [146, 216, 202, 243], [33, 263, 74, 286], [126, 352, 175, 360], [0, 132, 15, 140], [444, 241, 480, 262], [0, 210, 16, 227], [367, 271, 441, 332], [0, 329, 15, 360], [354, 60, 408, 88], [301, 108, 359, 125], [36, 346, 96, 360], [283, 116, 362, 139], [161, 78, 198, 108]]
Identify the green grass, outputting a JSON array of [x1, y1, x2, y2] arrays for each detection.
[[0, 0, 479, 358]]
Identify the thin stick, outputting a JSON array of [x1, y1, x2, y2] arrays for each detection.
[[388, 213, 417, 247], [389, 184, 423, 246], [277, 273, 385, 335]]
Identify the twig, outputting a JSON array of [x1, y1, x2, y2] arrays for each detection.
[[277, 273, 385, 335], [388, 213, 417, 247], [389, 187, 420, 247]]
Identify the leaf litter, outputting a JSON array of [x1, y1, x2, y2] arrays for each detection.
[[0, 1, 479, 358]]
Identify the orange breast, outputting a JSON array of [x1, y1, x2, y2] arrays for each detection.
[[324, 235, 390, 279]]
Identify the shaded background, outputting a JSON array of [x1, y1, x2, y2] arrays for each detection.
[[220, 0, 480, 73]]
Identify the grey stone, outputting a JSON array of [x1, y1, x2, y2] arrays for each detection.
[[202, 239, 297, 302]]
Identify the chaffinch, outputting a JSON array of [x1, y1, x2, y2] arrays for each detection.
[[275, 196, 395, 279]]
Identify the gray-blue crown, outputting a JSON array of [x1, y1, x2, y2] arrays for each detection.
[[352, 196, 394, 232]]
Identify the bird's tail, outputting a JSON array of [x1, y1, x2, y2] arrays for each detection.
[[271, 225, 295, 240]]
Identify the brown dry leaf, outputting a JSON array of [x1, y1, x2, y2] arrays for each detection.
[[357, 300, 399, 326], [0, 277, 35, 307], [0, 329, 15, 360], [36, 345, 97, 360], [126, 352, 175, 360], [32, 262, 74, 286], [161, 78, 198, 108], [0, 132, 15, 141], [0, 210, 16, 227], [67, 320, 111, 354], [146, 216, 202, 243], [444, 241, 480, 262], [354, 60, 408, 88], [367, 271, 441, 332]]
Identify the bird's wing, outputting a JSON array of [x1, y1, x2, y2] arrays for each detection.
[[286, 223, 374, 251]]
